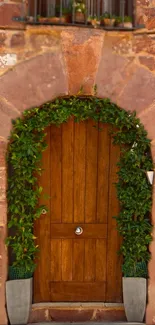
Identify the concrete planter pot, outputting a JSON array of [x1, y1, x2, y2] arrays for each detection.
[[6, 278, 32, 325], [123, 277, 146, 322]]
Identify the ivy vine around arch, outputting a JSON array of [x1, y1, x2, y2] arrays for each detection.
[[6, 96, 153, 279]]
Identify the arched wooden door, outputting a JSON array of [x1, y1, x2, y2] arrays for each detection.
[[34, 119, 122, 303]]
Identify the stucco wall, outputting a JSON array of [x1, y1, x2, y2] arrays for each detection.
[[0, 1, 155, 324]]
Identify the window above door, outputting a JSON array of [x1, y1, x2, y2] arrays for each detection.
[[13, 0, 141, 30]]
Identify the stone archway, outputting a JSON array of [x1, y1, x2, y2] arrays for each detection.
[[0, 29, 155, 325]]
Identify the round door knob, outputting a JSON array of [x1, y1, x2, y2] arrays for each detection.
[[42, 209, 47, 215], [75, 227, 83, 235]]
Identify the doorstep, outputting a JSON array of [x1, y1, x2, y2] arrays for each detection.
[[28, 323, 145, 325], [29, 303, 127, 323]]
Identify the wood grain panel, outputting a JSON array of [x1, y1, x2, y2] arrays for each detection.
[[96, 239, 106, 281], [74, 121, 86, 223], [62, 239, 72, 281], [62, 119, 74, 223], [84, 239, 96, 282], [97, 123, 110, 224], [73, 239, 84, 281], [51, 282, 106, 301], [51, 239, 62, 282], [34, 120, 122, 304], [51, 224, 107, 239], [106, 135, 122, 302], [34, 128, 51, 302], [85, 120, 98, 223], [51, 124, 62, 223], [106, 227, 122, 302]]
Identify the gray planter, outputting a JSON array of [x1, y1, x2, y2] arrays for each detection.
[[123, 277, 146, 322], [6, 278, 32, 325]]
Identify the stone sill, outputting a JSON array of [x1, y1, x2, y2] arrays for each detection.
[[15, 20, 141, 32], [12, 17, 146, 32], [32, 302, 124, 308], [29, 323, 145, 325], [28, 23, 135, 31]]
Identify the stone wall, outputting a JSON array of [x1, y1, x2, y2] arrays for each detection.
[[136, 0, 155, 29], [0, 1, 155, 325]]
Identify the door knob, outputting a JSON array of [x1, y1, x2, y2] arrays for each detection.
[[75, 227, 83, 235], [42, 209, 47, 215]]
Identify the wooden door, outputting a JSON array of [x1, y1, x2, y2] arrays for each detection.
[[34, 119, 122, 303]]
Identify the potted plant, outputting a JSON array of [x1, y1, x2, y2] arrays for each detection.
[[60, 7, 72, 24], [115, 15, 132, 28], [6, 268, 33, 324], [46, 16, 60, 23], [5, 215, 39, 324], [47, 5, 72, 24], [122, 260, 148, 322], [6, 262, 34, 324], [117, 213, 152, 322], [74, 0, 86, 23], [87, 15, 100, 28], [101, 12, 116, 27], [26, 16, 34, 23], [37, 15, 48, 23]]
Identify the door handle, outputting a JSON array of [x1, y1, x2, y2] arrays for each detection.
[[75, 227, 83, 235]]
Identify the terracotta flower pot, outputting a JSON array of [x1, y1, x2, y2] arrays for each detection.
[[46, 17, 60, 24], [103, 18, 115, 26], [60, 15, 71, 24], [75, 12, 85, 23], [90, 19, 100, 28], [38, 17, 48, 23]]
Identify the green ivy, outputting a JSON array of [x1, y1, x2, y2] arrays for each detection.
[[6, 96, 153, 278]]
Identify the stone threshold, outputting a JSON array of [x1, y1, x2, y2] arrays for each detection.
[[29, 323, 145, 325], [32, 303, 124, 308], [29, 303, 127, 323]]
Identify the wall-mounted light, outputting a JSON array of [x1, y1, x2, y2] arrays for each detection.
[[146, 171, 154, 185]]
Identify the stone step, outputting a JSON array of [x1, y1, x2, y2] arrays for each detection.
[[28, 322, 145, 325]]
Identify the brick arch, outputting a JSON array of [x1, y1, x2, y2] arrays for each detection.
[[0, 33, 155, 324]]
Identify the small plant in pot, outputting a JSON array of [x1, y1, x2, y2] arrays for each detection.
[[101, 12, 116, 27], [122, 260, 148, 322], [60, 6, 72, 24], [5, 219, 39, 324], [117, 214, 152, 322], [46, 16, 60, 23], [26, 16, 34, 23], [87, 15, 100, 28], [73, 0, 86, 23], [37, 15, 48, 23], [49, 4, 72, 24], [115, 15, 132, 28]]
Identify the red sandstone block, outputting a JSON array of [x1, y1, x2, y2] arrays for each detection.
[[0, 52, 68, 113], [118, 67, 155, 114], [50, 309, 93, 322], [62, 29, 103, 95], [0, 142, 7, 168], [10, 32, 25, 47], [0, 169, 6, 201], [0, 202, 7, 225], [29, 307, 126, 323], [0, 3, 26, 29], [139, 56, 155, 71]]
